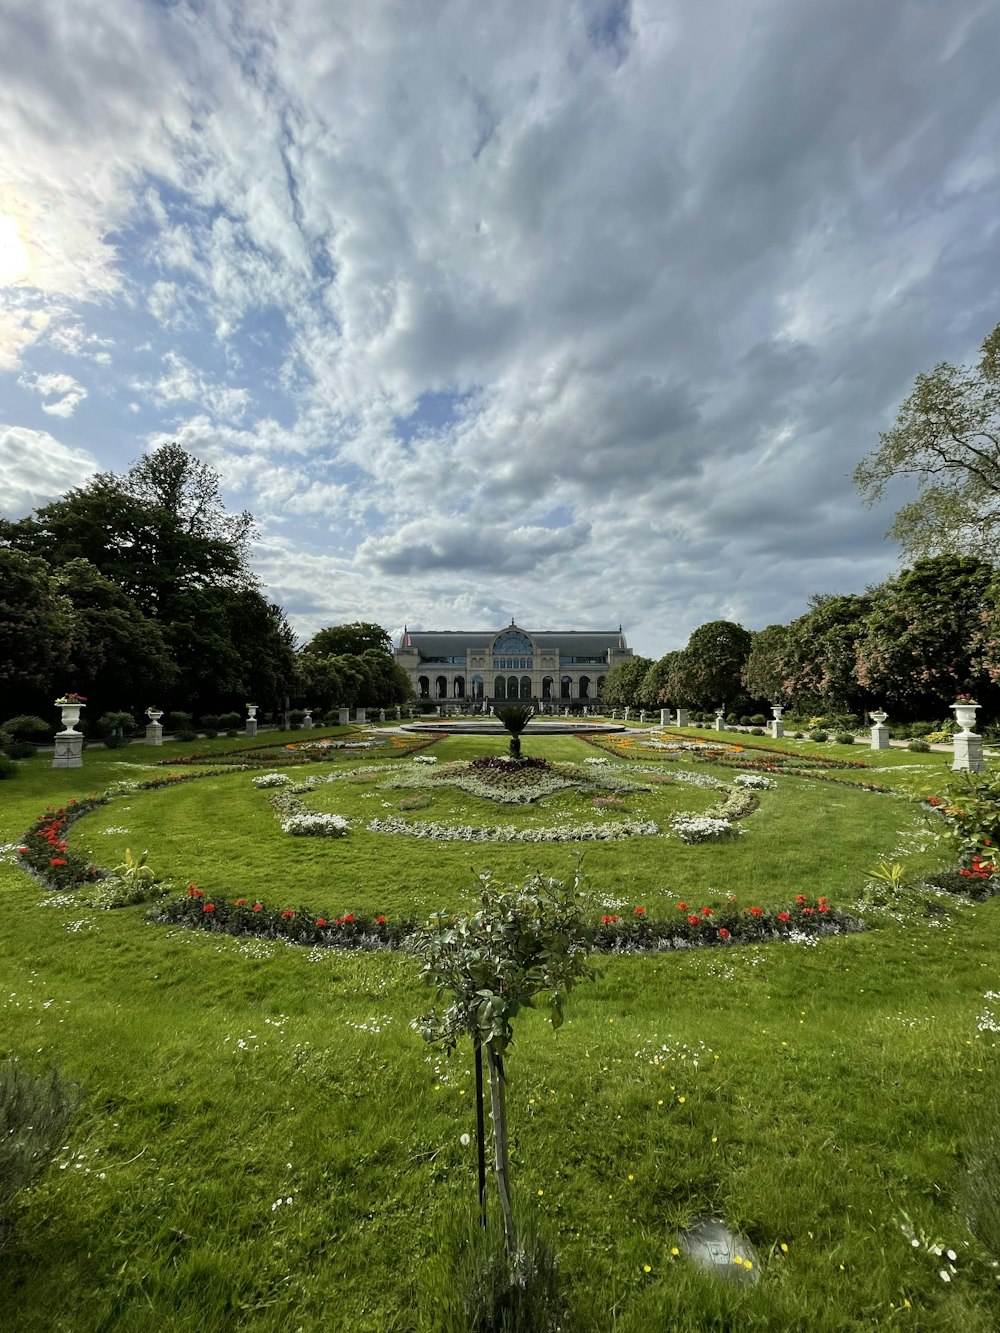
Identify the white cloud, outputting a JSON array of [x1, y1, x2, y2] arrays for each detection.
[[18, 370, 88, 418], [0, 425, 98, 517]]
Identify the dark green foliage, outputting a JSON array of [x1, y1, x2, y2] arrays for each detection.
[[600, 656, 654, 709], [165, 713, 193, 732], [810, 730, 829, 743], [175, 730, 198, 743], [668, 620, 753, 712], [494, 705, 535, 759], [962, 1092, 1000, 1261], [0, 755, 19, 780], [1, 715, 52, 740], [217, 713, 241, 730], [749, 714, 766, 726], [836, 732, 856, 745], [3, 742, 35, 760], [304, 621, 393, 657], [0, 1060, 76, 1227], [0, 550, 75, 700], [909, 739, 930, 752]]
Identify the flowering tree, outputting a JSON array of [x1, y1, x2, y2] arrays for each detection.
[[411, 873, 592, 1256]]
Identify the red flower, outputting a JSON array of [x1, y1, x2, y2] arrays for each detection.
[[778, 912, 790, 922], [802, 907, 815, 916], [344, 914, 355, 923], [749, 906, 763, 917], [700, 907, 713, 917], [677, 902, 688, 911], [235, 898, 246, 906], [960, 869, 972, 877], [187, 887, 203, 898], [376, 915, 387, 924], [795, 895, 806, 904], [203, 903, 215, 912], [315, 918, 328, 927], [634, 906, 646, 916], [50, 857, 67, 866], [688, 914, 700, 925], [281, 909, 295, 919], [17, 847, 27, 854], [187, 882, 198, 890], [252, 903, 263, 912], [719, 928, 730, 940]]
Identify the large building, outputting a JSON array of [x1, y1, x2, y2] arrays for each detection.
[[395, 622, 633, 706]]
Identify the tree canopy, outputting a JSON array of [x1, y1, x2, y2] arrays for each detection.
[[303, 622, 393, 658], [854, 323, 1000, 561]]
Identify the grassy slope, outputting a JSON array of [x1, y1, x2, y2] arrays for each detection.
[[0, 730, 998, 1331]]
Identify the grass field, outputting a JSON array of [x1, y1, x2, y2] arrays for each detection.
[[2, 727, 999, 1330]]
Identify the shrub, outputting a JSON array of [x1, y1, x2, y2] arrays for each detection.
[[835, 732, 856, 745], [909, 739, 931, 753], [3, 741, 35, 760], [0, 715, 51, 741], [288, 710, 307, 727], [103, 734, 130, 749], [225, 729, 239, 737], [750, 727, 765, 735], [201, 729, 219, 740], [0, 755, 19, 780], [0, 1060, 76, 1238], [198, 714, 222, 732], [739, 715, 752, 726], [175, 729, 198, 743], [164, 711, 192, 732], [749, 714, 767, 726], [218, 712, 241, 730], [809, 730, 829, 743]]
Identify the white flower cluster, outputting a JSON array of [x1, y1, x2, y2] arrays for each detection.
[[252, 772, 291, 788], [670, 815, 744, 843], [412, 754, 438, 764], [584, 756, 609, 765], [280, 811, 349, 837], [367, 816, 660, 843], [733, 773, 777, 790]]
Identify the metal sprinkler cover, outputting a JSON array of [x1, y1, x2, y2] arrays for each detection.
[[676, 1218, 761, 1285]]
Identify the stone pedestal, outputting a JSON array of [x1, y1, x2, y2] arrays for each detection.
[[145, 721, 163, 746], [770, 720, 784, 739], [356, 707, 367, 724], [245, 719, 258, 737], [639, 710, 647, 723], [302, 711, 314, 729], [953, 731, 985, 773], [660, 708, 669, 726], [714, 714, 725, 731], [52, 730, 83, 769], [676, 709, 688, 728], [338, 707, 349, 726], [379, 708, 386, 722], [870, 723, 888, 750]]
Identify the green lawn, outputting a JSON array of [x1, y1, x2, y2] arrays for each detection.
[[2, 729, 999, 1330]]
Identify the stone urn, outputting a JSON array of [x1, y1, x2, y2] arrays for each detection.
[[952, 700, 980, 735], [56, 699, 84, 732], [246, 704, 258, 720], [146, 707, 163, 723], [870, 709, 888, 726]]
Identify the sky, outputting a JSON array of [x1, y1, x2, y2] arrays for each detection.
[[1, 0, 998, 660]]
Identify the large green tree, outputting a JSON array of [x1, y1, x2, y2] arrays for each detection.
[[854, 323, 1000, 561], [742, 624, 791, 704], [779, 593, 871, 715], [0, 549, 75, 705], [668, 620, 753, 711], [599, 655, 653, 708], [303, 622, 393, 658], [639, 651, 685, 709], [856, 555, 994, 716]]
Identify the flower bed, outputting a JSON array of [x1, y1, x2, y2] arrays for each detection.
[[365, 815, 661, 842]]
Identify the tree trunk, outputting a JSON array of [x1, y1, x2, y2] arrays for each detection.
[[486, 1043, 516, 1256]]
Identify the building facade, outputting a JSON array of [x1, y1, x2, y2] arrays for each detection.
[[395, 623, 633, 706]]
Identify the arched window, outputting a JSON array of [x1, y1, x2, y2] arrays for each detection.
[[472, 676, 484, 699], [579, 675, 591, 699], [561, 675, 572, 699], [418, 676, 430, 699], [492, 629, 533, 656], [520, 675, 531, 700], [436, 676, 447, 699], [454, 676, 465, 698], [507, 675, 518, 699], [495, 677, 506, 700], [542, 676, 553, 700]]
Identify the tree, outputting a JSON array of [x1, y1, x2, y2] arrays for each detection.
[[0, 549, 76, 707], [53, 559, 176, 714], [1, 443, 256, 617], [742, 624, 791, 704], [779, 594, 871, 715], [668, 620, 752, 711], [412, 873, 591, 1257], [637, 651, 684, 709], [854, 323, 1000, 561], [599, 656, 653, 709], [304, 622, 393, 658], [856, 555, 995, 717]]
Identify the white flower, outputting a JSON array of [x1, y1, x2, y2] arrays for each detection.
[[460, 1133, 471, 1147], [939, 1270, 951, 1282], [281, 812, 349, 837], [252, 773, 290, 788]]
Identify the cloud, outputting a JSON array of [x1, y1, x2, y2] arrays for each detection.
[[0, 425, 99, 517], [18, 370, 88, 417]]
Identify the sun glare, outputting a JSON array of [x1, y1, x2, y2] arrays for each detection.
[[0, 213, 31, 284]]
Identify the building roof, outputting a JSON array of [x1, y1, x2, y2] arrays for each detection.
[[397, 627, 629, 658]]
